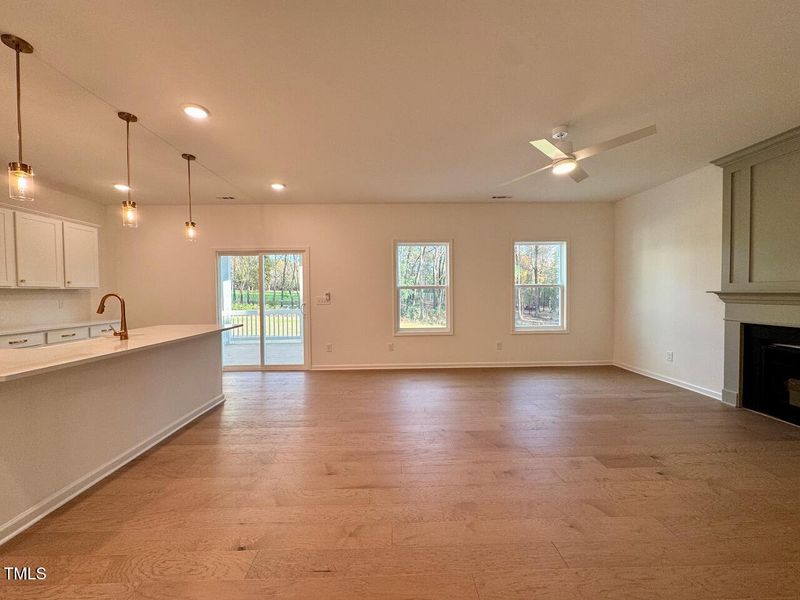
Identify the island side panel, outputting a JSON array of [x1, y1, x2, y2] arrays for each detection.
[[0, 332, 223, 544]]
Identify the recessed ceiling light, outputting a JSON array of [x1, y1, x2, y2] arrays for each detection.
[[181, 103, 210, 120], [113, 183, 131, 192], [270, 183, 287, 191]]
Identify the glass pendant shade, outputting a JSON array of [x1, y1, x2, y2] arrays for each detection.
[[184, 221, 197, 242], [8, 162, 33, 201], [122, 200, 138, 228]]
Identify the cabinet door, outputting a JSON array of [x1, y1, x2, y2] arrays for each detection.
[[14, 212, 64, 288], [63, 222, 99, 288], [0, 208, 15, 287]]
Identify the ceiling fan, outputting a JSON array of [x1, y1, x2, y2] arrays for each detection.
[[502, 124, 657, 185]]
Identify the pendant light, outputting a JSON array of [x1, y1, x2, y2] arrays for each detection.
[[2, 34, 35, 202], [118, 112, 139, 228], [182, 153, 197, 242]]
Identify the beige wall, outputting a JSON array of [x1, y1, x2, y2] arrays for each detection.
[[110, 202, 615, 368], [0, 185, 116, 331], [613, 165, 724, 398]]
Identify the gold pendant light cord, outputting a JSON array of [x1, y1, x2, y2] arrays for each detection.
[[15, 47, 22, 163], [126, 120, 131, 203], [187, 157, 193, 223]]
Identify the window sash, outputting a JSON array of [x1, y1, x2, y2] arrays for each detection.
[[513, 242, 565, 286], [514, 284, 565, 330]]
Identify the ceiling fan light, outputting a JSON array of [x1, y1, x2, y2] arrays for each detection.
[[552, 158, 577, 175]]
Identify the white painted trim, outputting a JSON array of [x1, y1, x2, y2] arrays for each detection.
[[0, 393, 225, 547], [613, 362, 722, 401], [393, 240, 453, 336], [313, 360, 611, 371], [721, 388, 739, 407]]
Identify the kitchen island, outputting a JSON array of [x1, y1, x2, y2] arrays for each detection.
[[0, 324, 238, 544]]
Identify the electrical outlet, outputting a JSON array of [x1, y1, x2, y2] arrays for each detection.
[[666, 351, 674, 362], [325, 343, 333, 352], [496, 341, 503, 350], [388, 343, 394, 352]]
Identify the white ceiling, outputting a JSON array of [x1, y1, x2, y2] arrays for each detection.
[[1, 0, 799, 205]]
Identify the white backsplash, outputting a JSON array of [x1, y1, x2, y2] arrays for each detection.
[[0, 288, 95, 332]]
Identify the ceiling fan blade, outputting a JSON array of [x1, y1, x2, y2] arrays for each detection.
[[529, 138, 569, 160], [499, 164, 552, 186], [573, 124, 657, 161], [569, 165, 589, 183]]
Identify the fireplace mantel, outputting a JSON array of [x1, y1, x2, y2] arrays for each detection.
[[709, 291, 800, 306]]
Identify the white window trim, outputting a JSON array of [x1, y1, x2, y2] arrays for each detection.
[[511, 241, 568, 334], [393, 240, 453, 336]]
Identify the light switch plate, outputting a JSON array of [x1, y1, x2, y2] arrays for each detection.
[[316, 292, 332, 305]]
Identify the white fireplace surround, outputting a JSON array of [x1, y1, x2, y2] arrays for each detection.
[[711, 292, 800, 406]]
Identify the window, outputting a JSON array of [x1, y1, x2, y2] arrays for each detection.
[[513, 242, 566, 332], [394, 242, 451, 334]]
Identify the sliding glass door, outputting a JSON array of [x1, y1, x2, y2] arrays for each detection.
[[262, 252, 306, 366], [217, 251, 308, 370]]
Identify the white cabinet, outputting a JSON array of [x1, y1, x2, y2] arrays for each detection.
[[63, 221, 99, 288], [0, 331, 45, 348], [46, 326, 90, 344], [90, 322, 119, 337], [0, 208, 15, 287], [14, 212, 64, 288]]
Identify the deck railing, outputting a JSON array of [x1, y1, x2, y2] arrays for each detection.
[[222, 309, 302, 341]]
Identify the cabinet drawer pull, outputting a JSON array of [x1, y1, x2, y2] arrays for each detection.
[[19, 279, 26, 283], [61, 333, 77, 338], [8, 338, 29, 345]]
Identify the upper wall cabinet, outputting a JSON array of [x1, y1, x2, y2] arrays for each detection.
[[714, 127, 800, 293], [0, 208, 15, 287], [14, 212, 65, 288], [63, 221, 99, 288]]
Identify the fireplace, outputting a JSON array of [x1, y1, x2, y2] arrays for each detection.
[[742, 324, 800, 425]]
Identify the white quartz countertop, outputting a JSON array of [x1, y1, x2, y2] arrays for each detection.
[[0, 324, 239, 383]]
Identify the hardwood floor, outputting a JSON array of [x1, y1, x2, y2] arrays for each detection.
[[2, 366, 800, 599]]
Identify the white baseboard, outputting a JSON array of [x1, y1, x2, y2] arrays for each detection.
[[312, 360, 612, 371], [613, 362, 722, 401], [0, 393, 226, 547]]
